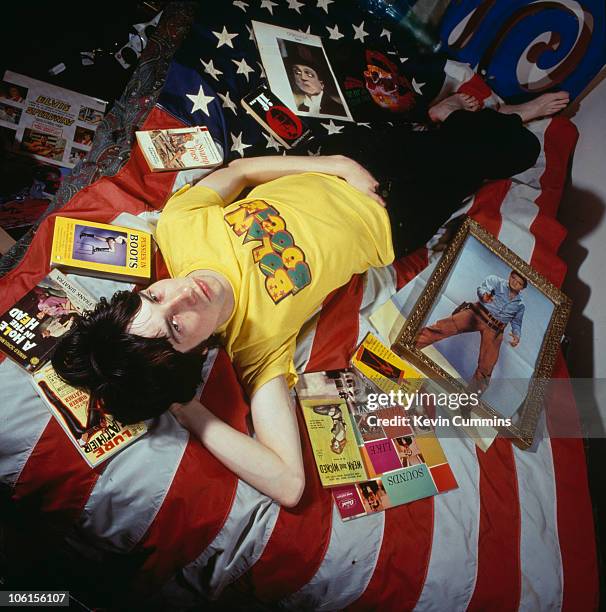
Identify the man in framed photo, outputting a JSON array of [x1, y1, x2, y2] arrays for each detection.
[[415, 270, 527, 393]]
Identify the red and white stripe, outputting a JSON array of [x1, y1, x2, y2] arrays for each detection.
[[0, 105, 597, 609]]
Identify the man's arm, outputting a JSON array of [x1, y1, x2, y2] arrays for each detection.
[[196, 155, 385, 207], [170, 375, 305, 507], [509, 303, 525, 346], [477, 275, 499, 303]]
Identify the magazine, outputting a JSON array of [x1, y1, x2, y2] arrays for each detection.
[[252, 20, 353, 122], [241, 85, 312, 149], [296, 343, 458, 521], [135, 126, 223, 172], [32, 363, 147, 468], [0, 269, 96, 372], [0, 70, 107, 169], [50, 216, 152, 283]]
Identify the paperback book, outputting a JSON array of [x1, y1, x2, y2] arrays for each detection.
[[296, 335, 457, 521], [241, 85, 312, 149], [135, 126, 222, 172], [32, 363, 147, 468], [0, 269, 96, 372], [50, 216, 152, 283]]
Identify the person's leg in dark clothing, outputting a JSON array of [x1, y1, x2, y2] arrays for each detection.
[[293, 109, 541, 256]]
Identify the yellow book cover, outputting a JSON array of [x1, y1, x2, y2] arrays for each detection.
[[351, 332, 425, 396], [50, 216, 152, 283], [32, 363, 147, 468], [299, 397, 366, 487]]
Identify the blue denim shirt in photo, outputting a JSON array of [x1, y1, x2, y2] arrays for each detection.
[[476, 275, 525, 338]]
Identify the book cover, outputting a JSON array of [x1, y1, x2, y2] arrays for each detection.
[[32, 363, 147, 468], [241, 85, 312, 149], [296, 369, 368, 487], [0, 269, 96, 372], [135, 126, 222, 172], [351, 332, 425, 397], [50, 216, 152, 283]]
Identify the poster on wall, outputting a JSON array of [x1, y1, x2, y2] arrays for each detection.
[[0, 70, 107, 169]]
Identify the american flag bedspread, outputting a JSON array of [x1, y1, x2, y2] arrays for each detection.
[[0, 2, 598, 609]]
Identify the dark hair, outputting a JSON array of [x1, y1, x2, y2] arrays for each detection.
[[51, 290, 213, 424], [510, 270, 528, 288]]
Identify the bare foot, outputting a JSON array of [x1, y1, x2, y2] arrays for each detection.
[[499, 91, 570, 123], [428, 93, 481, 123]]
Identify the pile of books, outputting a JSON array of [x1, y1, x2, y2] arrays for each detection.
[[296, 333, 457, 521], [0, 216, 154, 467]]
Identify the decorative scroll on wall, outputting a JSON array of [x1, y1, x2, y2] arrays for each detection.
[[440, 0, 606, 101]]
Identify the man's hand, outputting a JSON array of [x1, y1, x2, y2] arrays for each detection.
[[336, 156, 386, 207], [170, 398, 205, 431], [481, 292, 493, 303], [509, 333, 520, 347]]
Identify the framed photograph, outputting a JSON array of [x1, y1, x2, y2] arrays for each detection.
[[392, 217, 571, 449], [252, 20, 353, 122]]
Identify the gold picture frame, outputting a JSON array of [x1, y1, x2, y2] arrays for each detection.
[[392, 217, 571, 449]]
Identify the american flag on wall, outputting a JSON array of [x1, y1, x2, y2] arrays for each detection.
[[0, 1, 598, 608]]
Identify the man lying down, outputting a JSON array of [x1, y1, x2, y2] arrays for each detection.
[[52, 92, 568, 506]]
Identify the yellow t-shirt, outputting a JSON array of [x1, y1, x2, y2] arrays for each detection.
[[155, 172, 394, 397]]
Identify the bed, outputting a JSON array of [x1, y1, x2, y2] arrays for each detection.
[[0, 2, 598, 609]]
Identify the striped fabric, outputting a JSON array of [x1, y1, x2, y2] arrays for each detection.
[[0, 3, 598, 603], [0, 110, 597, 609]]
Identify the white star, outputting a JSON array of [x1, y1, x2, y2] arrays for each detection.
[[353, 21, 369, 42], [260, 0, 277, 14], [299, 26, 312, 34], [263, 132, 282, 151], [380, 28, 391, 42], [232, 57, 255, 81], [307, 145, 322, 156], [287, 0, 304, 13], [200, 58, 223, 81], [400, 57, 409, 63], [233, 0, 248, 11], [317, 0, 333, 13], [231, 131, 252, 157], [326, 24, 344, 40], [213, 26, 238, 49], [356, 122, 371, 128], [186, 85, 215, 116], [321, 120, 344, 135], [412, 78, 426, 95], [218, 90, 238, 115], [257, 62, 266, 80], [245, 24, 255, 42]]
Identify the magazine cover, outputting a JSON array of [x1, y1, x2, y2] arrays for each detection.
[[252, 20, 353, 122], [0, 70, 107, 169], [297, 369, 367, 486], [32, 363, 147, 468], [135, 126, 223, 171], [0, 269, 96, 372], [50, 216, 152, 283], [241, 85, 312, 149], [296, 367, 458, 521]]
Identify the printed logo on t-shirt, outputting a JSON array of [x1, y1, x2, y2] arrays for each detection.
[[224, 199, 311, 303]]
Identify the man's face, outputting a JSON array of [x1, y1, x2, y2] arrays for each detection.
[[292, 64, 323, 96], [128, 272, 230, 352], [509, 272, 525, 294]]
